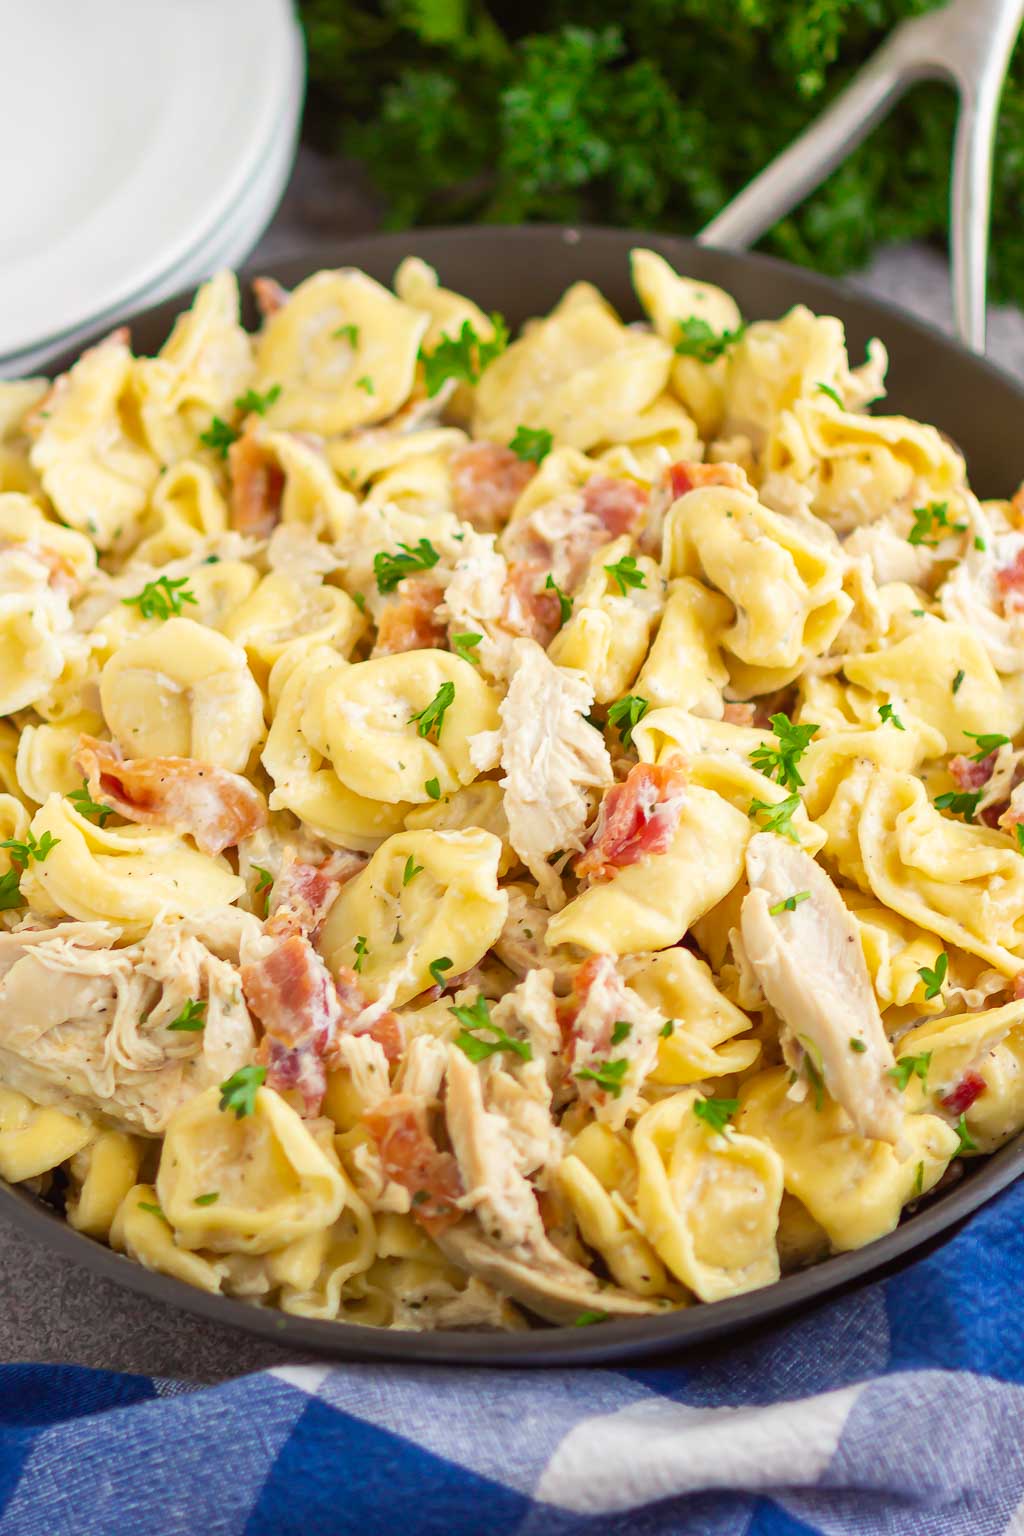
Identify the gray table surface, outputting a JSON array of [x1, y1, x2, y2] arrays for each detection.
[[3, 147, 1024, 1383]]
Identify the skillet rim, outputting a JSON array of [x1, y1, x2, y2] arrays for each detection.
[[4, 222, 1023, 1366]]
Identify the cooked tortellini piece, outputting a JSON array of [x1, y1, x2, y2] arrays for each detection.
[[0, 252, 1019, 1340]]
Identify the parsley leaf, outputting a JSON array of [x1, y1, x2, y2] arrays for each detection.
[[409, 680, 455, 740], [429, 956, 453, 989], [544, 573, 572, 626], [954, 1112, 979, 1156], [235, 384, 281, 416], [888, 1051, 932, 1091], [952, 669, 966, 695], [606, 693, 649, 749], [353, 935, 369, 973], [425, 777, 441, 800], [252, 865, 273, 917], [907, 501, 952, 547], [451, 996, 532, 1062], [574, 1056, 630, 1097], [1016, 825, 1024, 855], [356, 374, 375, 394], [509, 425, 553, 462], [373, 539, 440, 594], [167, 999, 207, 1032], [798, 1033, 826, 1111], [660, 1019, 676, 1038], [420, 316, 508, 396], [194, 1192, 220, 1206], [849, 1037, 868, 1053], [918, 952, 948, 1001], [218, 1064, 266, 1119], [573, 1310, 609, 1327], [912, 1161, 925, 1197], [1, 830, 59, 871], [137, 1201, 166, 1220], [964, 730, 1011, 760], [333, 323, 359, 345], [768, 889, 810, 915], [403, 855, 423, 886], [199, 416, 239, 459], [122, 575, 197, 621], [0, 869, 23, 912], [610, 1020, 632, 1046], [603, 553, 646, 595], [934, 789, 982, 822], [749, 714, 819, 790], [674, 315, 745, 363], [815, 381, 843, 407], [67, 780, 113, 827], [693, 1096, 739, 1132], [451, 632, 482, 664], [748, 792, 802, 842], [878, 703, 905, 731]]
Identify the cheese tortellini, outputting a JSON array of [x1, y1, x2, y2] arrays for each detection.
[[0, 251, 1017, 1339]]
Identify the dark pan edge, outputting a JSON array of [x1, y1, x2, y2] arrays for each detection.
[[4, 223, 1024, 1364]]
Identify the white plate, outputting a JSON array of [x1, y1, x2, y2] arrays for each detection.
[[0, 0, 303, 358]]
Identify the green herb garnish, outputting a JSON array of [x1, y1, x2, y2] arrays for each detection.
[[606, 693, 649, 749], [574, 1056, 630, 1098], [749, 714, 818, 791], [964, 730, 1010, 760], [199, 416, 239, 459], [748, 792, 802, 842], [67, 781, 113, 827], [509, 425, 553, 462], [218, 1065, 267, 1119], [373, 539, 440, 594], [917, 952, 948, 1001], [544, 573, 572, 626], [451, 632, 482, 664], [878, 703, 905, 731], [403, 855, 423, 886], [167, 999, 207, 1033], [815, 381, 843, 407], [674, 316, 745, 363], [353, 935, 369, 973], [122, 575, 197, 621], [429, 956, 453, 989], [888, 1051, 932, 1091], [452, 996, 532, 1062], [768, 890, 810, 915], [420, 316, 508, 396], [603, 553, 646, 596], [194, 1192, 220, 1207], [693, 1096, 739, 1132], [409, 681, 455, 740], [610, 1020, 632, 1046], [235, 384, 281, 416]]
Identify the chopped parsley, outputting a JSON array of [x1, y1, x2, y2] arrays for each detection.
[[749, 714, 819, 791], [235, 384, 281, 416], [252, 865, 273, 917], [356, 375, 375, 395], [849, 1037, 868, 1053], [167, 999, 207, 1033], [451, 632, 482, 664], [798, 1033, 826, 1111], [409, 680, 455, 740], [425, 777, 441, 800], [420, 315, 509, 397], [933, 789, 982, 822], [333, 323, 359, 345], [451, 996, 532, 1062], [194, 1192, 220, 1207], [748, 792, 802, 842], [573, 1310, 609, 1327], [351, 591, 367, 612], [952, 669, 966, 695], [674, 315, 745, 363], [429, 956, 453, 989], [218, 1064, 267, 1119], [137, 1201, 166, 1220], [544, 573, 572, 626], [954, 1112, 979, 1156], [353, 935, 369, 973], [660, 1019, 676, 1038], [912, 1162, 925, 1198], [67, 781, 113, 827], [1017, 825, 1024, 855], [606, 693, 649, 749], [403, 855, 423, 886], [917, 951, 948, 1001], [815, 381, 843, 407], [1, 830, 59, 871], [975, 535, 987, 551], [610, 1020, 632, 1046], [122, 575, 197, 621], [509, 425, 553, 463], [907, 501, 954, 546], [373, 539, 440, 594], [964, 730, 1010, 760], [693, 1096, 739, 1133], [878, 703, 905, 731], [0, 869, 23, 912], [604, 553, 646, 596], [574, 1056, 630, 1098], [199, 416, 239, 459], [768, 889, 810, 915], [888, 1051, 932, 1091]]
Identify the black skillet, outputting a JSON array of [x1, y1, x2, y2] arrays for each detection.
[[4, 225, 1023, 1365]]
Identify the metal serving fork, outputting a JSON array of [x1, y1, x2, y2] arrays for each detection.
[[698, 0, 1024, 354]]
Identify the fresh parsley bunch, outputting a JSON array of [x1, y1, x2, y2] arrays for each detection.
[[298, 3, 1024, 304]]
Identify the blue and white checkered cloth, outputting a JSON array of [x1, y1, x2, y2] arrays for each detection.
[[2, 1177, 1023, 1535]]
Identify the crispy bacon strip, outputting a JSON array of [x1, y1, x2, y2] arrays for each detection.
[[941, 1070, 987, 1116], [330, 965, 405, 1065], [667, 460, 747, 500], [243, 934, 340, 1114], [575, 762, 688, 882], [581, 475, 648, 537], [228, 426, 284, 537], [996, 548, 1024, 611], [723, 702, 756, 727], [502, 559, 564, 648], [451, 442, 535, 534], [266, 850, 364, 940], [363, 1094, 464, 1236], [74, 736, 267, 856], [253, 276, 288, 319], [949, 753, 997, 792], [373, 576, 447, 656]]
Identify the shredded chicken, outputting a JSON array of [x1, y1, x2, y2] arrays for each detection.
[[563, 954, 666, 1130], [740, 832, 903, 1143]]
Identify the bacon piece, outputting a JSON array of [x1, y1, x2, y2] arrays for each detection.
[[243, 934, 341, 1114], [996, 548, 1024, 611], [228, 426, 284, 537], [373, 575, 446, 656], [266, 850, 364, 940], [451, 442, 535, 534], [329, 965, 405, 1065], [253, 276, 288, 319], [941, 1070, 986, 1116], [363, 1094, 464, 1235], [502, 559, 563, 648], [74, 736, 267, 856], [581, 475, 648, 537], [949, 753, 997, 792], [575, 762, 688, 883], [668, 460, 747, 500], [723, 702, 756, 727]]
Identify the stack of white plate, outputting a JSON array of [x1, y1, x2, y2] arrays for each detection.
[[0, 0, 305, 378]]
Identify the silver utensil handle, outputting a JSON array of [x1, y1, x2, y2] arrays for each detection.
[[699, 0, 1024, 354]]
